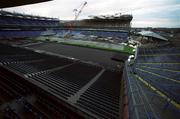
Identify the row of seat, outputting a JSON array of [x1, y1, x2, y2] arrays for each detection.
[[23, 100, 49, 119], [55, 29, 128, 38], [135, 67, 180, 103], [137, 63, 180, 71], [0, 44, 76, 74], [0, 71, 29, 95], [30, 63, 102, 100], [138, 47, 180, 55], [4, 57, 73, 74], [51, 62, 102, 87], [0, 44, 38, 54], [135, 46, 180, 104], [0, 64, 69, 119], [0, 16, 59, 27], [0, 44, 122, 118], [76, 70, 122, 119], [3, 106, 22, 119], [137, 55, 180, 63], [0, 45, 48, 64], [1, 98, 50, 119], [0, 45, 103, 102], [124, 64, 164, 119], [81, 30, 128, 38], [0, 76, 21, 100], [136, 65, 180, 81], [0, 55, 46, 64], [36, 96, 70, 119], [0, 30, 45, 39], [0, 69, 30, 101]]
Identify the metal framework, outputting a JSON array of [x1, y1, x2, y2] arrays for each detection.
[[0, 0, 52, 8]]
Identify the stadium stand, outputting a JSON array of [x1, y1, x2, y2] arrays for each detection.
[[0, 10, 59, 27], [0, 1, 179, 119], [76, 70, 122, 119], [0, 10, 130, 39], [135, 47, 180, 103], [29, 62, 102, 100], [0, 10, 129, 39], [55, 29, 129, 38], [137, 46, 180, 55], [126, 65, 178, 119], [0, 30, 43, 39], [0, 10, 59, 39], [0, 43, 122, 119], [122, 46, 180, 119]]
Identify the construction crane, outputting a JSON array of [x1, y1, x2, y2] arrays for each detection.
[[73, 1, 87, 21], [64, 1, 87, 38]]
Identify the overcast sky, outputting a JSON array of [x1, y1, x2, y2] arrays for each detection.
[[4, 0, 180, 27]]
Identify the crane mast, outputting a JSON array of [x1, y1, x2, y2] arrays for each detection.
[[74, 1, 87, 20], [64, 1, 87, 38]]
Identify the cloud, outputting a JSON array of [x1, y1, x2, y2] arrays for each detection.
[[133, 18, 180, 28], [3, 0, 180, 27]]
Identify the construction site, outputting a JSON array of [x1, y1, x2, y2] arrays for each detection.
[[0, 0, 179, 119]]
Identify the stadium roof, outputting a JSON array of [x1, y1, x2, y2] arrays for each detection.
[[138, 31, 168, 41], [0, 0, 52, 8], [88, 14, 133, 22], [0, 10, 58, 21]]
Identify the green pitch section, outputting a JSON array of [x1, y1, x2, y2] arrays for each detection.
[[34, 36, 135, 54]]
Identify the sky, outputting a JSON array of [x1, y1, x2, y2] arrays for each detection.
[[4, 0, 180, 28]]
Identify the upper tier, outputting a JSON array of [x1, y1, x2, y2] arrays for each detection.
[[0, 10, 59, 27]]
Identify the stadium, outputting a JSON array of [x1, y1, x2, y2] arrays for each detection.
[[0, 0, 179, 119]]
